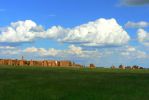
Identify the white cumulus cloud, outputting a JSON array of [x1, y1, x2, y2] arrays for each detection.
[[68, 45, 83, 55], [120, 46, 148, 59], [0, 20, 43, 42], [0, 18, 130, 47], [0, 20, 67, 43], [24, 47, 59, 57], [125, 21, 149, 28], [61, 18, 130, 46], [24, 45, 100, 58], [137, 29, 149, 46]]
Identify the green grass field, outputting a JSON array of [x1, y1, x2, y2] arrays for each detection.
[[0, 65, 149, 100]]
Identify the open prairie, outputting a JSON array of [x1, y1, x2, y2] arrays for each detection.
[[0, 66, 149, 100]]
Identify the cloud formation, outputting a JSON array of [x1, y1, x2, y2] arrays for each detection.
[[61, 18, 130, 46], [0, 46, 20, 55], [23, 45, 148, 60], [0, 43, 147, 66], [24, 45, 104, 61], [0, 20, 44, 42], [125, 21, 149, 28], [121, 0, 149, 6], [24, 45, 89, 58], [120, 46, 147, 59], [137, 29, 149, 46], [0, 18, 130, 47], [24, 47, 59, 57]]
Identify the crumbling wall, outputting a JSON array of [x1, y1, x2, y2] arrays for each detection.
[[59, 61, 72, 67], [0, 58, 83, 68], [89, 64, 96, 68]]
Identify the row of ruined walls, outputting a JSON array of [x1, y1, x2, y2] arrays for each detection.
[[111, 65, 144, 69], [0, 59, 83, 68]]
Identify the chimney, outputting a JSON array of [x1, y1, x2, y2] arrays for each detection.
[[22, 56, 24, 60]]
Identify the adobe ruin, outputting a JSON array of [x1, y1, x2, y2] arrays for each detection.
[[0, 57, 84, 68]]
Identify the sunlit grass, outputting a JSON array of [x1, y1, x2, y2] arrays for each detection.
[[0, 65, 149, 100]]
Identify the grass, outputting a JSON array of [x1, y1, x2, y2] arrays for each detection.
[[0, 65, 149, 100]]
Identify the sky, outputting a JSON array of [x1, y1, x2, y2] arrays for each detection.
[[0, 0, 149, 67]]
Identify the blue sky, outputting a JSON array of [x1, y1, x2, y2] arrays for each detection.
[[0, 0, 149, 27], [0, 0, 149, 67]]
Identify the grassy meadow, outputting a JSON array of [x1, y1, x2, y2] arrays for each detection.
[[0, 65, 149, 100]]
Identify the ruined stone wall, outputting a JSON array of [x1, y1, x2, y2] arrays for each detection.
[[0, 59, 83, 68], [73, 64, 83, 68], [42, 60, 48, 67], [8, 59, 13, 65], [47, 60, 58, 67], [0, 59, 4, 65], [19, 60, 24, 66], [89, 64, 96, 68], [29, 60, 42, 66], [35, 61, 42, 66], [59, 61, 72, 67], [29, 60, 34, 66]]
